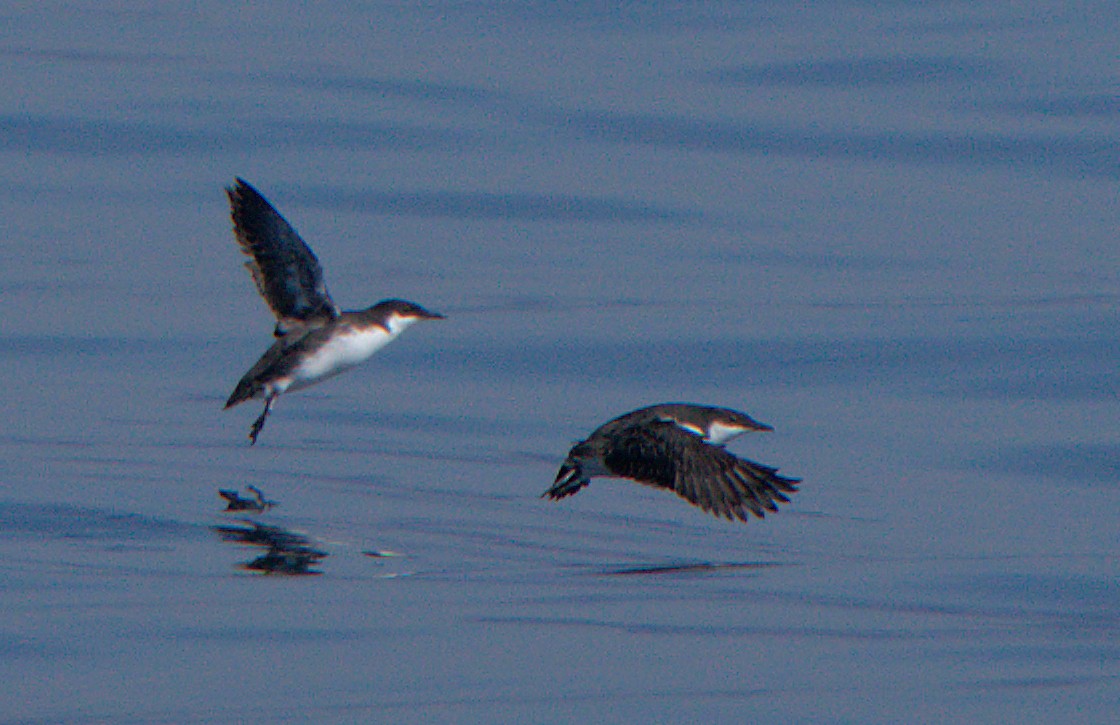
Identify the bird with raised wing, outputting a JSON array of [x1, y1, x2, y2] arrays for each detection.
[[223, 178, 443, 445], [544, 403, 799, 522]]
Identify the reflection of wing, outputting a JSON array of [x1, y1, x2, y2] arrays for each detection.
[[603, 420, 799, 522], [227, 178, 339, 334]]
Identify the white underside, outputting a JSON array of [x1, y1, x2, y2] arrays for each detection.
[[285, 326, 399, 392], [662, 417, 752, 444], [704, 421, 753, 444]]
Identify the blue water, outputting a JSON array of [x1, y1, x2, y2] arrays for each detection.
[[1, 2, 1118, 722]]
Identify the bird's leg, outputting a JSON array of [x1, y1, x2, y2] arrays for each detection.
[[248, 396, 274, 446]]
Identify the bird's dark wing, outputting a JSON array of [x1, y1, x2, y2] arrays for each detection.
[[603, 421, 799, 522], [227, 178, 339, 334]]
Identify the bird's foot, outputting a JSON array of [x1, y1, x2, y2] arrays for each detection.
[[248, 415, 266, 446]]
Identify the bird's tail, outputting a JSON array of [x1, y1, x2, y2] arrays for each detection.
[[543, 460, 589, 500], [224, 376, 258, 409]]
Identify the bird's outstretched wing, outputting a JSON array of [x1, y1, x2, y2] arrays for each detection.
[[603, 420, 799, 522], [227, 178, 339, 335]]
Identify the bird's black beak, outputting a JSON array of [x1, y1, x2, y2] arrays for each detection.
[[543, 460, 588, 500]]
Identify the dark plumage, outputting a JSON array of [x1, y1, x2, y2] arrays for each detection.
[[227, 179, 338, 336], [545, 403, 799, 523]]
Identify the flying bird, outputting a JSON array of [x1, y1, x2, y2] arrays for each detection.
[[223, 178, 443, 444], [544, 403, 799, 522]]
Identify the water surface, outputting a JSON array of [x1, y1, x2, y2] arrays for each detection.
[[1, 2, 1117, 722]]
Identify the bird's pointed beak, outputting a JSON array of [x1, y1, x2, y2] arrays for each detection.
[[543, 460, 588, 500], [421, 308, 445, 320], [554, 461, 578, 485]]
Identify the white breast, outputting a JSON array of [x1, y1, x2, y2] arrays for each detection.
[[704, 421, 752, 445], [289, 327, 395, 389]]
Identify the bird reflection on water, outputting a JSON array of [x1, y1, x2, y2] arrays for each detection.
[[218, 485, 277, 513], [213, 486, 326, 575], [213, 519, 328, 575]]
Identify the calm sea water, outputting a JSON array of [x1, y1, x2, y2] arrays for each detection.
[[1, 2, 1118, 722]]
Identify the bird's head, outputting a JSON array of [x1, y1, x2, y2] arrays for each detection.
[[545, 457, 590, 500], [371, 299, 445, 333]]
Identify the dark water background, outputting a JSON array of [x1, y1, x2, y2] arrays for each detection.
[[1, 2, 1118, 722]]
